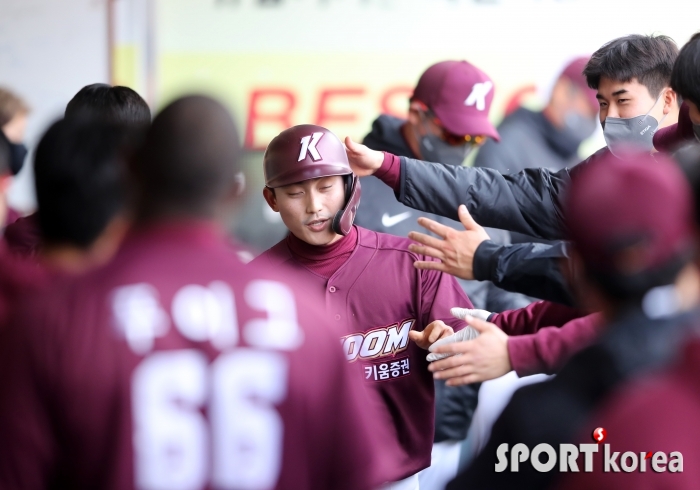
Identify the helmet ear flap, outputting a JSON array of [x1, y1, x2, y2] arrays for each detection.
[[332, 175, 361, 236], [344, 174, 353, 196]]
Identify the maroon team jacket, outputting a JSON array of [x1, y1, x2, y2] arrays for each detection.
[[0, 221, 384, 490], [254, 225, 472, 481]]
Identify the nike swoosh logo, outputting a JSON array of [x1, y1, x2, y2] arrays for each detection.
[[381, 212, 412, 228]]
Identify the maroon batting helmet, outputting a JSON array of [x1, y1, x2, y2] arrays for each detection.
[[263, 124, 361, 236]]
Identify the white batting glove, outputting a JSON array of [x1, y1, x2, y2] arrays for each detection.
[[426, 308, 491, 362], [450, 307, 491, 321]]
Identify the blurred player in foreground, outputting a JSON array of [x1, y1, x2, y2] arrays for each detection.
[[4, 83, 150, 256], [0, 103, 142, 332], [0, 96, 382, 490], [560, 143, 700, 490], [448, 150, 700, 489], [254, 124, 477, 489]]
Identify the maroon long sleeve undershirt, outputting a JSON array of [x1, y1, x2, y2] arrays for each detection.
[[375, 152, 402, 192], [506, 314, 602, 376], [490, 301, 602, 376], [286, 226, 359, 279]]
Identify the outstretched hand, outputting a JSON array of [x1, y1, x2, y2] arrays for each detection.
[[408, 320, 454, 350], [344, 136, 384, 177], [428, 315, 512, 386], [408, 205, 490, 280], [425, 307, 490, 362]]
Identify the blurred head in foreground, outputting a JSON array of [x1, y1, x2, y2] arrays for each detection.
[[34, 118, 130, 273], [131, 95, 244, 224], [566, 149, 699, 318]]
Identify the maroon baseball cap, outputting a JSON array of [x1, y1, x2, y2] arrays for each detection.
[[560, 56, 599, 113], [412, 60, 499, 141], [653, 102, 695, 153], [566, 149, 694, 275]]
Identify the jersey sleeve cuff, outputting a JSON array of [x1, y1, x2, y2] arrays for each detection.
[[374, 152, 402, 192]]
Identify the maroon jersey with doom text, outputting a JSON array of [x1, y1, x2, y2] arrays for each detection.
[[0, 222, 381, 490], [254, 226, 472, 481]]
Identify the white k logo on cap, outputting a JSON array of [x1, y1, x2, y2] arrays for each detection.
[[298, 132, 324, 161], [464, 81, 493, 111]]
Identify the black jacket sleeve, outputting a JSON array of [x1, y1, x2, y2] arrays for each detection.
[[396, 149, 608, 241], [398, 157, 570, 240], [472, 240, 575, 306]]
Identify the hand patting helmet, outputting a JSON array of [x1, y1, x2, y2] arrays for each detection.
[[264, 124, 361, 236]]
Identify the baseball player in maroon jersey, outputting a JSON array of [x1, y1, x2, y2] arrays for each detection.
[[0, 97, 383, 490], [253, 124, 477, 489]]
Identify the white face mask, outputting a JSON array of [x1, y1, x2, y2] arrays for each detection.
[[603, 94, 667, 157]]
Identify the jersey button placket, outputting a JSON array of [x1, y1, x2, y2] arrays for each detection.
[[328, 285, 340, 320]]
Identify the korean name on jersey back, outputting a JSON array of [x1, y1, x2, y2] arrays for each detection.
[[110, 279, 304, 490]]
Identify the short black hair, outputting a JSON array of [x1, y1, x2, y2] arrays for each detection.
[[34, 118, 127, 248], [671, 32, 700, 107], [65, 83, 151, 128], [583, 34, 678, 98], [132, 95, 242, 220]]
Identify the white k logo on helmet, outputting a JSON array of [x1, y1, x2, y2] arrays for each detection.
[[298, 132, 324, 161], [464, 81, 493, 111]]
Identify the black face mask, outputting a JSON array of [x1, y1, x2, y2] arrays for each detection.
[[9, 142, 27, 175]]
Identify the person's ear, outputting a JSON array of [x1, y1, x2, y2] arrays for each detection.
[[262, 187, 279, 212], [662, 88, 678, 115]]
